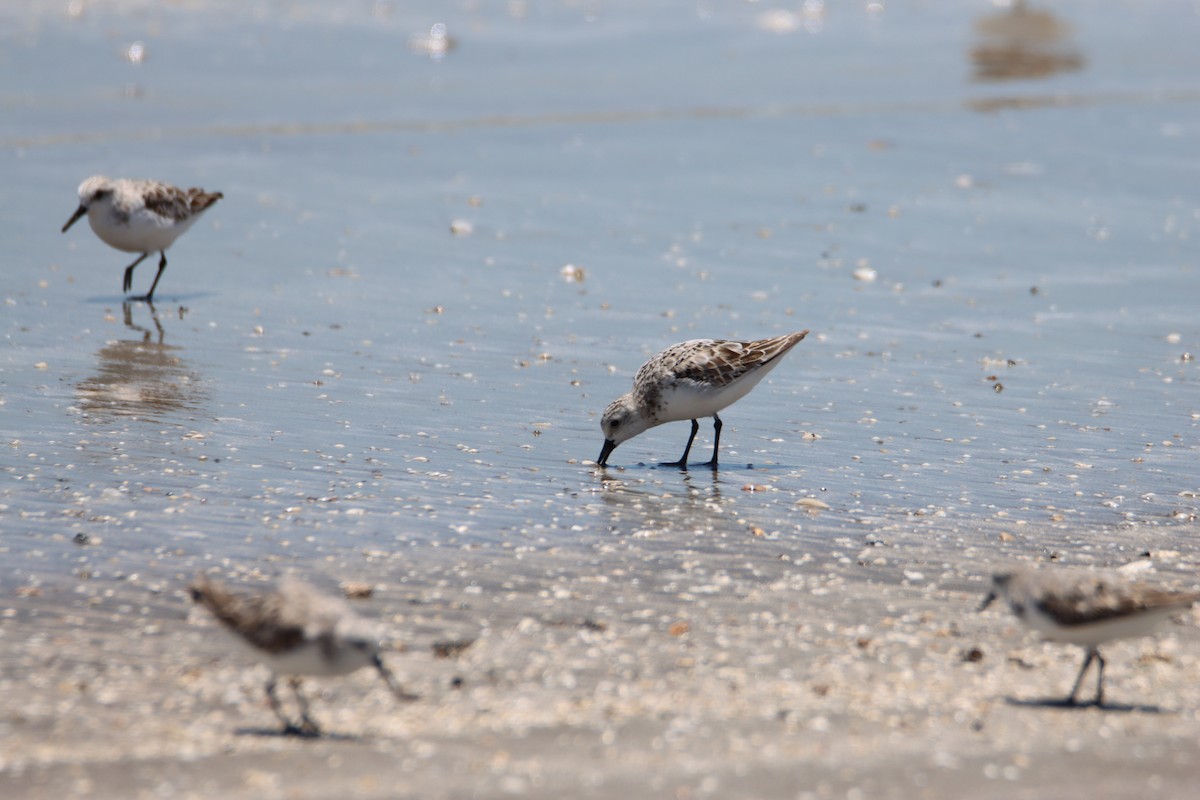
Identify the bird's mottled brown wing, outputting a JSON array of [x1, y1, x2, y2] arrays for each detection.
[[143, 183, 223, 221], [1036, 579, 1200, 627], [190, 576, 306, 654], [669, 331, 808, 389], [184, 187, 224, 213], [229, 594, 308, 653]]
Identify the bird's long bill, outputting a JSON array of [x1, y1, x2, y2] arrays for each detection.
[[977, 590, 997, 612], [373, 654, 418, 702], [597, 439, 617, 467], [62, 204, 87, 233]]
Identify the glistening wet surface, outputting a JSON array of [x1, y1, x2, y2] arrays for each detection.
[[4, 1, 1200, 591], [5, 4, 1200, 798]]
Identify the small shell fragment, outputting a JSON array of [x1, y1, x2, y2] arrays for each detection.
[[560, 264, 586, 283], [341, 581, 374, 599]]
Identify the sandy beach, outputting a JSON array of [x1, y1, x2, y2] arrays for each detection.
[[4, 1, 1200, 796], [4, 516, 1200, 799]]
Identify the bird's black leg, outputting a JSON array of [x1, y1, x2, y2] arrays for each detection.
[[122, 252, 150, 294], [290, 677, 321, 735], [266, 675, 300, 734], [1066, 647, 1099, 706], [136, 251, 168, 302], [1092, 649, 1106, 707], [660, 419, 699, 469], [701, 414, 723, 469]]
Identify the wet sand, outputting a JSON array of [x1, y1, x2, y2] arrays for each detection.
[[5, 1, 1200, 797]]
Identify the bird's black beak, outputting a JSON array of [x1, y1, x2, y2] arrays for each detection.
[[597, 439, 617, 467], [62, 204, 87, 233], [977, 590, 997, 612]]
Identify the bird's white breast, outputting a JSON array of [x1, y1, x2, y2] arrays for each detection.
[[87, 199, 199, 254], [656, 358, 781, 423], [1024, 603, 1180, 647]]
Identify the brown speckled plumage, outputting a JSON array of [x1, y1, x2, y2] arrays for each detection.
[[597, 331, 809, 468], [188, 573, 415, 735], [189, 574, 333, 656], [988, 567, 1200, 629], [634, 333, 807, 422], [62, 175, 223, 301], [1034, 572, 1198, 627], [142, 182, 224, 222], [981, 565, 1200, 705]]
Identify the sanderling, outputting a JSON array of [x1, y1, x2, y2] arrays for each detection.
[[189, 574, 415, 736], [62, 175, 223, 302], [980, 565, 1200, 706], [596, 331, 809, 469]]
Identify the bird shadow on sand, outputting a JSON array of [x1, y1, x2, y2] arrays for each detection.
[[234, 726, 363, 742], [1004, 696, 1167, 714]]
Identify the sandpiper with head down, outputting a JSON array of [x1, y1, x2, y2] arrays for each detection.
[[189, 574, 415, 736], [980, 565, 1200, 706], [62, 176, 223, 302], [596, 331, 809, 469]]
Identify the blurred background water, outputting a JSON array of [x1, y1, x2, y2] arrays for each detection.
[[2, 0, 1199, 588]]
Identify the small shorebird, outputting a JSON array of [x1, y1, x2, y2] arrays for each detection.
[[62, 175, 223, 302], [189, 574, 415, 736], [596, 331, 809, 469], [980, 565, 1200, 706]]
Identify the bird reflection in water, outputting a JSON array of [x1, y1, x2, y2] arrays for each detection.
[[76, 302, 207, 421], [970, 1, 1083, 85], [593, 470, 731, 535]]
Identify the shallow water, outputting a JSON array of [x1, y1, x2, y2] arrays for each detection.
[[3, 1, 1199, 588]]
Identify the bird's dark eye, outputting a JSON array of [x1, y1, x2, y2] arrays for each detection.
[[610, 420, 620, 429]]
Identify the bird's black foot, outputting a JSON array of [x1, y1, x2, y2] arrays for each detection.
[[700, 459, 719, 470], [658, 459, 689, 470], [1050, 693, 1103, 709], [281, 722, 321, 738]]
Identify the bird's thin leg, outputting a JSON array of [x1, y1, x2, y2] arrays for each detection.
[[290, 677, 321, 735], [1066, 647, 1098, 706], [136, 252, 168, 302], [659, 419, 699, 469], [1093, 649, 1106, 707], [122, 252, 151, 294], [375, 654, 419, 702], [266, 675, 301, 734], [701, 414, 723, 468]]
